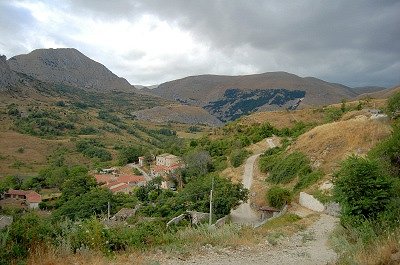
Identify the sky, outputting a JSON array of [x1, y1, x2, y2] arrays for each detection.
[[0, 0, 399, 87]]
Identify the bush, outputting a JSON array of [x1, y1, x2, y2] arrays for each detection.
[[387, 91, 400, 119], [262, 151, 311, 184], [369, 126, 400, 177], [229, 149, 250, 167], [324, 107, 343, 122], [76, 139, 112, 161], [0, 213, 53, 265], [266, 186, 291, 209], [293, 171, 323, 192], [333, 156, 393, 224]]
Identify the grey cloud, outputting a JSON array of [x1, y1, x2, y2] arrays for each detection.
[[3, 0, 400, 87]]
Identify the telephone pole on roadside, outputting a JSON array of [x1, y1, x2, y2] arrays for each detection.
[[108, 201, 111, 220], [209, 176, 214, 226]]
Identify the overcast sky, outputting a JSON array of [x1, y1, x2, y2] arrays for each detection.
[[1, 0, 399, 87]]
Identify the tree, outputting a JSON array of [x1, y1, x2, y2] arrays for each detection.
[[333, 156, 393, 223], [60, 173, 97, 202], [117, 146, 143, 165], [53, 187, 113, 220], [387, 91, 400, 119], [182, 150, 213, 181], [0, 175, 22, 194], [177, 174, 248, 217]]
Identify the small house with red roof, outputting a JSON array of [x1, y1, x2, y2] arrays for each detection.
[[4, 189, 42, 209]]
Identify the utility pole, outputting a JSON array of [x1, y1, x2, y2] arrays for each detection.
[[107, 201, 110, 220], [209, 176, 214, 226]]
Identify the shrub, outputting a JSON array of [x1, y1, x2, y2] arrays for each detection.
[[263, 151, 312, 184], [266, 186, 291, 209], [230, 149, 250, 167], [293, 171, 323, 192], [369, 126, 400, 177], [76, 139, 111, 161], [387, 91, 400, 119], [333, 156, 393, 224], [324, 107, 343, 122]]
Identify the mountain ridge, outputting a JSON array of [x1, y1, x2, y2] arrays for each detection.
[[7, 48, 136, 93]]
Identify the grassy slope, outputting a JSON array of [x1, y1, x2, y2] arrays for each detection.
[[0, 80, 210, 177]]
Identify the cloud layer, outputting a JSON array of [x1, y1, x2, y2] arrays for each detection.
[[1, 0, 399, 87]]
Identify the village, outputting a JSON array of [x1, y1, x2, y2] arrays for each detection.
[[0, 153, 184, 227]]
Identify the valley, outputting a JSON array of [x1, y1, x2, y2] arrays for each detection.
[[0, 47, 399, 265]]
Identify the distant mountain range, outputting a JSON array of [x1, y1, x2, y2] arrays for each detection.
[[0, 48, 396, 124], [146, 72, 389, 121]]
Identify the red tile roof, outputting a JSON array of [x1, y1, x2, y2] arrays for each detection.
[[5, 190, 42, 203], [94, 174, 115, 184], [6, 189, 27, 196], [118, 175, 145, 184], [109, 183, 129, 193], [25, 191, 42, 203]]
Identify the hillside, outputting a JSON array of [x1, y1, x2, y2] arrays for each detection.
[[8, 48, 135, 92], [132, 104, 223, 126], [289, 115, 391, 173], [349, 86, 386, 95], [149, 72, 357, 121], [358, 85, 400, 99]]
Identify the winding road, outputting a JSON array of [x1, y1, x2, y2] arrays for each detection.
[[230, 153, 262, 226], [230, 137, 276, 226]]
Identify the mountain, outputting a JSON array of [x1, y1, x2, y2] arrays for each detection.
[[0, 55, 18, 89], [357, 85, 400, 99], [349, 86, 387, 95], [7, 48, 134, 92], [150, 72, 357, 121]]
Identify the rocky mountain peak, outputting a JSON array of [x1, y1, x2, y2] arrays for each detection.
[[0, 55, 18, 89], [7, 48, 135, 92]]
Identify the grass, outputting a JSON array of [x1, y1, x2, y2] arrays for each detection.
[[331, 225, 400, 265], [290, 117, 391, 173]]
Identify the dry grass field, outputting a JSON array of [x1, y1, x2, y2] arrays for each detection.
[[289, 115, 392, 173], [240, 109, 325, 129]]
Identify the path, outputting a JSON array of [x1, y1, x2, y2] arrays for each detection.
[[161, 214, 338, 265], [230, 137, 277, 226], [127, 163, 152, 181], [230, 153, 262, 226]]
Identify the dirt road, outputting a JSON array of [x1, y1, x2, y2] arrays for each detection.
[[230, 137, 277, 226], [230, 153, 262, 226], [161, 214, 338, 265]]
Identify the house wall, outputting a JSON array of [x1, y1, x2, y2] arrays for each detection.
[[29, 202, 39, 209], [165, 156, 180, 167]]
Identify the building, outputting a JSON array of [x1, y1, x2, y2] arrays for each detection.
[[94, 174, 116, 185], [4, 189, 42, 209], [105, 182, 131, 194], [156, 153, 181, 167], [95, 174, 146, 194], [117, 175, 146, 187], [138, 156, 145, 167]]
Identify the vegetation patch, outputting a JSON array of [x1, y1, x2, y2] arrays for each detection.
[[260, 151, 311, 184]]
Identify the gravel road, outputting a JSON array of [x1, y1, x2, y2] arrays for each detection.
[[230, 153, 262, 226], [161, 214, 338, 265]]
